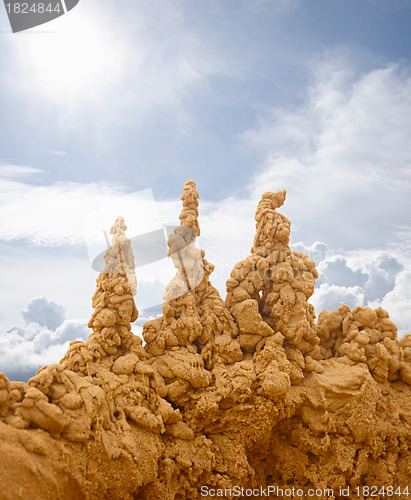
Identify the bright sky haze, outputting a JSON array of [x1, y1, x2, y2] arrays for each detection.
[[1, 0, 411, 381]]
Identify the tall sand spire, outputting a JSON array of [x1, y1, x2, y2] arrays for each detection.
[[0, 181, 409, 499]]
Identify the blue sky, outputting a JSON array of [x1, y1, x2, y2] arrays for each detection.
[[1, 0, 411, 380]]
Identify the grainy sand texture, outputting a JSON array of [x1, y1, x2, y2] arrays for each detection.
[[0, 180, 410, 499]]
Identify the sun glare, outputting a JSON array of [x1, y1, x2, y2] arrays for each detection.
[[18, 11, 124, 98]]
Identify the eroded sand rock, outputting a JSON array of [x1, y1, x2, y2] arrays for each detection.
[[317, 305, 411, 386], [0, 181, 410, 499], [226, 190, 321, 386]]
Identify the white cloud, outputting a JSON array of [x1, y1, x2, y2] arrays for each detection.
[[342, 250, 407, 308], [0, 176, 254, 308], [0, 179, 165, 246], [0, 318, 89, 382], [311, 284, 365, 314], [1, 171, 408, 337], [22, 297, 66, 331], [291, 241, 409, 336], [0, 243, 95, 330], [1, 53, 411, 348], [317, 256, 368, 288], [362, 259, 403, 303], [1, 191, 409, 383], [0, 179, 120, 245], [307, 247, 409, 336], [370, 269, 411, 338], [234, 55, 411, 335], [291, 241, 328, 264], [243, 59, 411, 251]]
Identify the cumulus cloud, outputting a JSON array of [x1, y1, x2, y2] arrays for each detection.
[[290, 238, 409, 336], [370, 269, 411, 338], [377, 254, 404, 276], [0, 290, 154, 382], [1, 53, 410, 349], [0, 318, 89, 382], [292, 241, 329, 265], [317, 256, 368, 288], [243, 58, 411, 251], [313, 247, 403, 300], [234, 54, 411, 335], [290, 242, 405, 313], [0, 241, 96, 332], [0, 296, 90, 381], [362, 259, 404, 303], [308, 247, 409, 337], [311, 284, 365, 313], [343, 251, 406, 306], [21, 297, 66, 331]]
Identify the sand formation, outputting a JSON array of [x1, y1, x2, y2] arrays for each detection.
[[0, 180, 410, 499]]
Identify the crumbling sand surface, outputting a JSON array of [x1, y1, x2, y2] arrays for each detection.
[[0, 180, 410, 500]]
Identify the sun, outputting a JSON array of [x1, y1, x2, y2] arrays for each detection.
[[17, 8, 125, 98]]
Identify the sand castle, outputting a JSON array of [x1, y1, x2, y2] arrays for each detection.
[[0, 180, 410, 499]]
